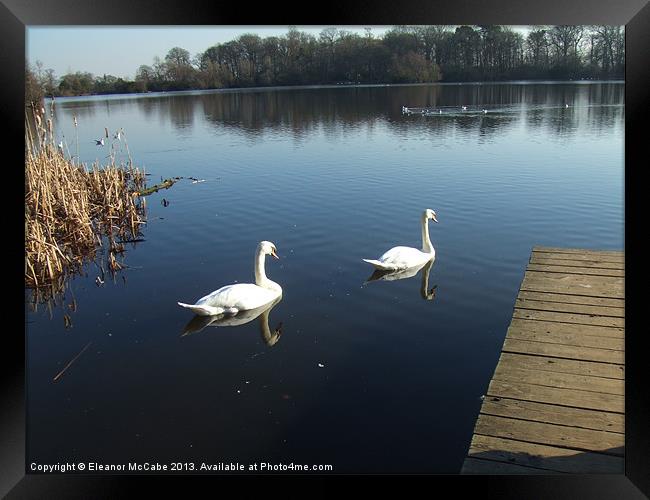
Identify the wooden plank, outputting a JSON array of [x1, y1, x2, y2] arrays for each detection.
[[526, 264, 624, 277], [479, 397, 624, 432], [516, 290, 624, 308], [524, 270, 623, 287], [498, 352, 624, 379], [531, 251, 624, 264], [466, 435, 623, 473], [473, 414, 624, 453], [512, 309, 624, 328], [506, 327, 624, 351], [502, 338, 624, 364], [461, 457, 555, 474], [514, 298, 625, 318], [533, 246, 624, 256], [521, 273, 624, 299], [533, 247, 623, 257], [487, 379, 624, 413], [492, 364, 624, 395], [531, 247, 625, 262], [529, 255, 624, 270], [508, 317, 624, 340], [530, 253, 624, 265], [530, 254, 624, 268]]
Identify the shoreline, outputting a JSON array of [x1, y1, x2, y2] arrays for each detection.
[[46, 79, 626, 102]]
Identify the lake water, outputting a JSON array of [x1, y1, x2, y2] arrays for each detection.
[[27, 82, 624, 474]]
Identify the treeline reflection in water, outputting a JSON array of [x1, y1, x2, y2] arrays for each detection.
[[54, 82, 623, 142]]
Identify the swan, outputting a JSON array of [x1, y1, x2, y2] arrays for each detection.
[[363, 209, 438, 271], [365, 259, 438, 301], [181, 296, 283, 346], [177, 241, 282, 316]]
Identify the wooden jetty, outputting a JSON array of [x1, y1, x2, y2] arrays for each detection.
[[462, 246, 624, 474]]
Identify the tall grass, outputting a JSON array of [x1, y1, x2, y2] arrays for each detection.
[[25, 105, 147, 306]]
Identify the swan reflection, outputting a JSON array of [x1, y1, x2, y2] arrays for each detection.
[[181, 296, 283, 346], [365, 259, 437, 300]]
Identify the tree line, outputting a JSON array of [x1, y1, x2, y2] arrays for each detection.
[[26, 25, 624, 104]]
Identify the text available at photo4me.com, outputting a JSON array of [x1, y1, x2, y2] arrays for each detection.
[[29, 461, 335, 473]]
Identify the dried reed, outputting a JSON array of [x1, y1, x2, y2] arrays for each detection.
[[25, 106, 147, 305]]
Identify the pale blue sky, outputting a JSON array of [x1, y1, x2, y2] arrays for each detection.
[[27, 25, 532, 80], [27, 26, 391, 79]]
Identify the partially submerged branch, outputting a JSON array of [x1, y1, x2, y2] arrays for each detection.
[[135, 178, 177, 196]]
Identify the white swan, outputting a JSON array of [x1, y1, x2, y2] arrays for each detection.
[[365, 259, 437, 301], [363, 209, 438, 271], [181, 296, 283, 345], [177, 241, 282, 316]]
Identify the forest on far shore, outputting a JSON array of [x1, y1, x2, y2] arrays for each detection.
[[26, 25, 625, 103]]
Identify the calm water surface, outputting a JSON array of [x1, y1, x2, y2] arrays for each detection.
[[27, 83, 624, 473]]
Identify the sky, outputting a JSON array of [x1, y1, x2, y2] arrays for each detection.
[[27, 25, 532, 80], [27, 26, 389, 79]]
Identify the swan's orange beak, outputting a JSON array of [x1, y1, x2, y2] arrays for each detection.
[[432, 214, 438, 223], [271, 250, 279, 259]]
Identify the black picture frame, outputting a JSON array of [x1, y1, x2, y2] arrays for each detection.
[[4, 0, 648, 496]]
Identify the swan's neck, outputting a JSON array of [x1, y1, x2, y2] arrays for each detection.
[[421, 216, 434, 254], [254, 250, 281, 292], [254, 250, 270, 286]]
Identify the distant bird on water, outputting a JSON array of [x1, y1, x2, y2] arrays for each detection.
[[565, 104, 569, 108], [483, 109, 488, 114], [94, 138, 104, 146], [462, 105, 467, 111]]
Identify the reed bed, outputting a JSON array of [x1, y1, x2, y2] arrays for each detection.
[[25, 105, 147, 306]]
